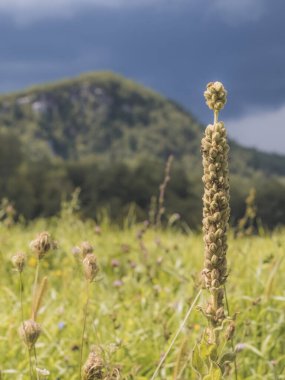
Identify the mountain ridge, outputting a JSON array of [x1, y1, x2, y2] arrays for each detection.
[[0, 71, 284, 226], [0, 70, 284, 177]]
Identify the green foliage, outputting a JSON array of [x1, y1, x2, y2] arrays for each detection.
[[0, 71, 284, 226], [192, 334, 235, 379]]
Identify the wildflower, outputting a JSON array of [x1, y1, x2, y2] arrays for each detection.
[[235, 343, 246, 352], [111, 259, 120, 268], [113, 280, 123, 288], [58, 321, 66, 330]]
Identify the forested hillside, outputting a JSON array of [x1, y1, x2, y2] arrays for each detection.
[[0, 71, 284, 226]]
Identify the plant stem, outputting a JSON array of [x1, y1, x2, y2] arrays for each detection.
[[150, 289, 202, 380], [32, 261, 40, 320], [19, 273, 25, 327], [224, 285, 238, 380], [33, 347, 39, 380], [28, 349, 34, 380], [19, 273, 34, 380], [79, 281, 90, 379]]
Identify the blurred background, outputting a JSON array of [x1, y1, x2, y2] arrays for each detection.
[[0, 0, 284, 228]]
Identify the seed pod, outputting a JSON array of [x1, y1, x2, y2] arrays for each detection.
[[204, 81, 227, 111], [82, 350, 104, 380], [80, 241, 94, 259], [12, 252, 26, 273], [83, 254, 99, 282], [30, 231, 57, 259], [19, 319, 41, 350]]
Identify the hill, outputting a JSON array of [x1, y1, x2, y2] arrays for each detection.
[[0, 71, 284, 226], [0, 71, 284, 175]]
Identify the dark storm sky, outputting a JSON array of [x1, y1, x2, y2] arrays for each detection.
[[0, 0, 284, 154]]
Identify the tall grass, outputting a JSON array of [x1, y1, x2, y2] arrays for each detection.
[[0, 215, 284, 378]]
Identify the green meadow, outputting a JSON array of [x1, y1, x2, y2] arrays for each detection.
[[1, 210, 284, 379]]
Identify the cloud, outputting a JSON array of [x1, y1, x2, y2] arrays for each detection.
[[0, 0, 183, 23], [209, 0, 266, 24], [0, 0, 267, 24], [226, 104, 285, 154]]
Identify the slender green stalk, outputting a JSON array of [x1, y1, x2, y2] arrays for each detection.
[[19, 273, 25, 331], [79, 281, 90, 379], [156, 154, 174, 228], [214, 110, 218, 124], [31, 260, 40, 379], [19, 272, 34, 380], [150, 289, 202, 380], [33, 347, 40, 380], [32, 261, 40, 318], [224, 285, 238, 380]]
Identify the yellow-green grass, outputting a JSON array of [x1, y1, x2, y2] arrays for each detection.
[[0, 214, 284, 379]]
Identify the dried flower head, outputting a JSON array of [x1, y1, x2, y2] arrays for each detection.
[[19, 319, 41, 350], [235, 343, 246, 353], [202, 121, 230, 287], [204, 81, 227, 111], [80, 241, 94, 259], [82, 350, 104, 380], [30, 231, 57, 259], [202, 121, 230, 327], [201, 82, 230, 336], [83, 254, 99, 282], [12, 252, 26, 273]]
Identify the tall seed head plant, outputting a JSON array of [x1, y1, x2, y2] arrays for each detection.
[[202, 82, 229, 338], [78, 241, 102, 379], [192, 82, 237, 379], [15, 231, 56, 379], [236, 187, 257, 237], [82, 348, 104, 380]]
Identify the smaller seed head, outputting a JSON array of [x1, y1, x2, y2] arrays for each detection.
[[30, 231, 57, 259], [204, 81, 227, 111], [12, 252, 26, 273], [82, 350, 104, 380], [79, 241, 94, 259], [19, 319, 41, 350], [83, 254, 99, 282]]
